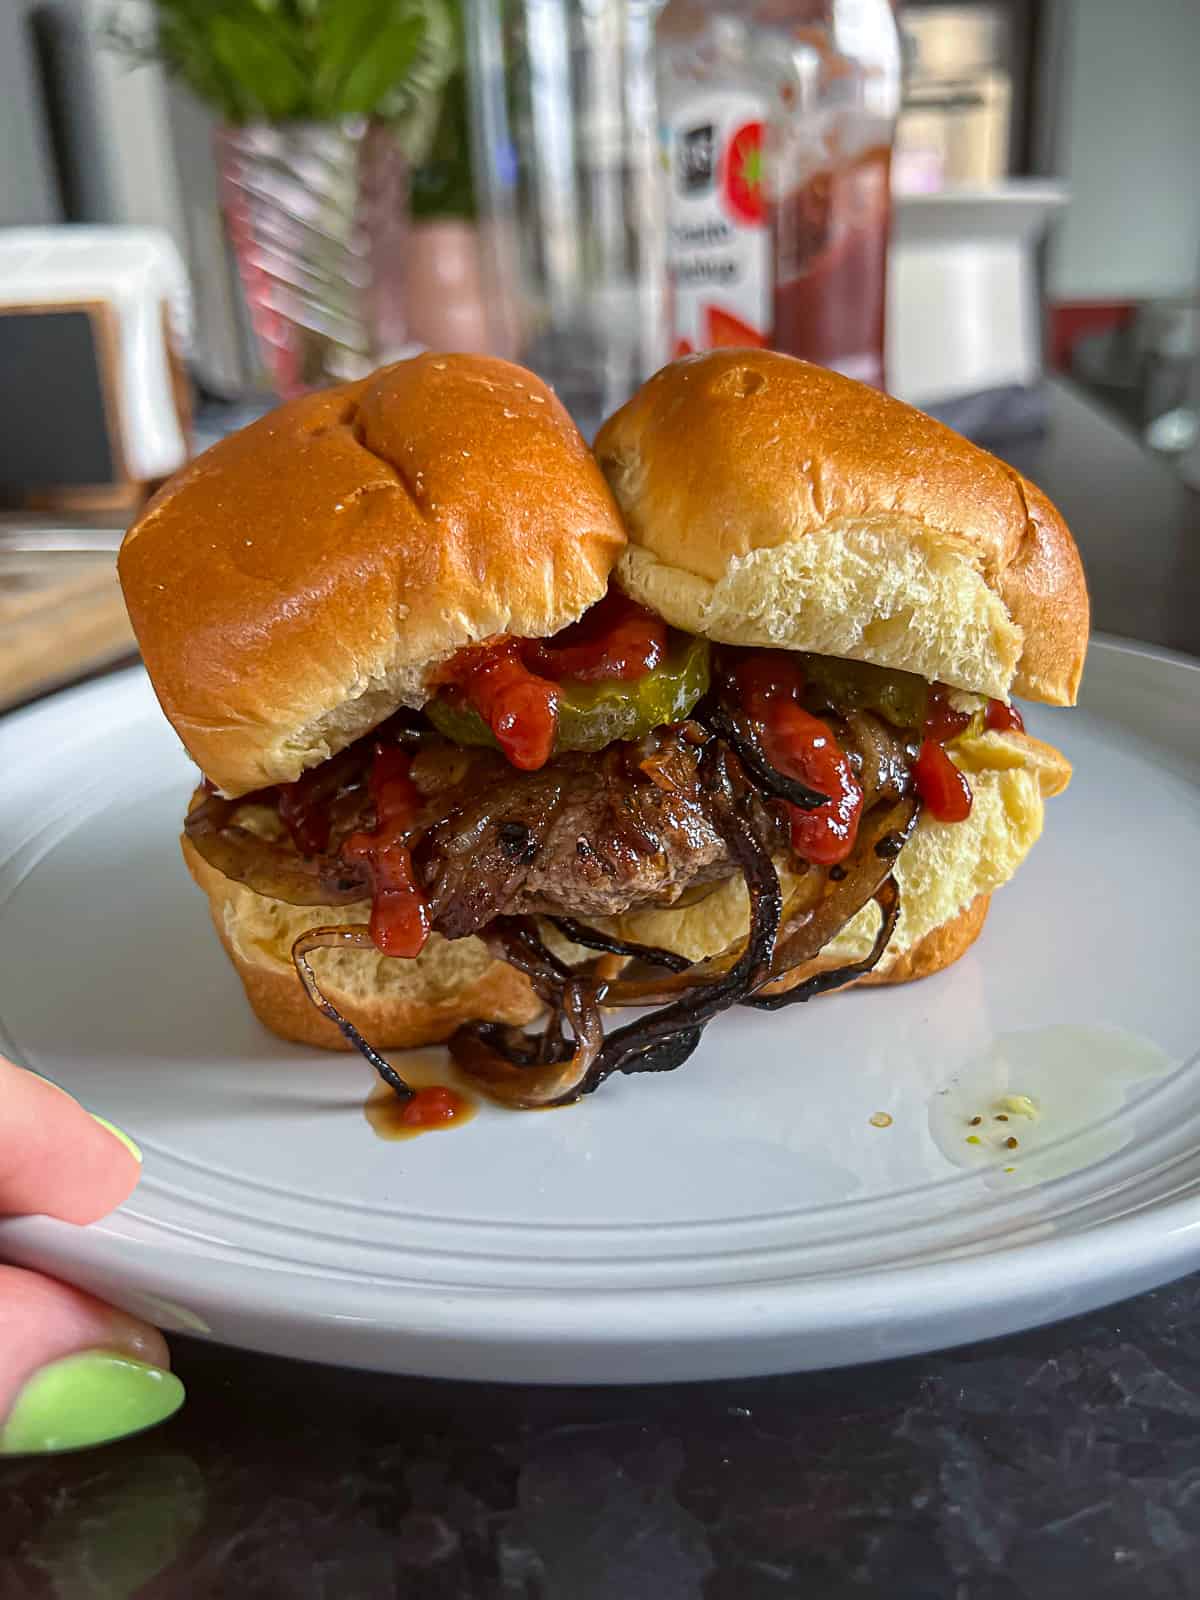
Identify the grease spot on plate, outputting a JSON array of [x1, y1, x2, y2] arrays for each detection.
[[929, 1025, 1175, 1183]]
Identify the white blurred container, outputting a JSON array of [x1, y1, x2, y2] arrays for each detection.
[[887, 182, 1069, 408], [0, 225, 192, 510]]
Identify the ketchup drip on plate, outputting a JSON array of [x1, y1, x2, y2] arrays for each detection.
[[341, 745, 432, 958], [736, 654, 864, 866], [364, 1072, 476, 1140], [443, 589, 668, 771], [398, 1084, 467, 1128]]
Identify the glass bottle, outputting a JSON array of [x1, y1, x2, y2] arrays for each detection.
[[465, 0, 669, 438], [657, 0, 901, 388]]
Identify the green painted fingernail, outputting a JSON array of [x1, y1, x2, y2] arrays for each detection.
[[90, 1114, 142, 1163], [0, 1353, 184, 1456]]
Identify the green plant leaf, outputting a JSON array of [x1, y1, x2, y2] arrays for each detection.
[[409, 0, 472, 217], [107, 0, 456, 125], [374, 0, 458, 153], [314, 0, 426, 118], [208, 12, 310, 119]]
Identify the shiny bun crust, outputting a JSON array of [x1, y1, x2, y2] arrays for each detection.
[[595, 350, 1089, 706], [122, 354, 627, 797]]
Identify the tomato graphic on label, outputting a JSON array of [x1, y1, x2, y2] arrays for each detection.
[[705, 306, 767, 349], [722, 120, 765, 226]]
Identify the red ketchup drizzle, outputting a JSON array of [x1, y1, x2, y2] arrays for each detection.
[[529, 588, 667, 683], [399, 1085, 467, 1128], [985, 697, 1025, 733], [913, 739, 973, 824], [340, 745, 432, 958], [444, 590, 668, 771], [911, 684, 975, 824], [447, 642, 559, 771], [736, 655, 864, 867], [923, 685, 972, 743]]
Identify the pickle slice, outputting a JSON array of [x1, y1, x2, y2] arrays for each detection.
[[801, 654, 929, 730], [426, 636, 711, 756]]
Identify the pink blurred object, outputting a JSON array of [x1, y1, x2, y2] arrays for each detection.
[[405, 220, 492, 354], [217, 120, 416, 398]]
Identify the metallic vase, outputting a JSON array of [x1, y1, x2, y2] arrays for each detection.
[[217, 120, 413, 398]]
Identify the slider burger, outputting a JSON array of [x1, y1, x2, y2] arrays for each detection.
[[119, 350, 1087, 1111]]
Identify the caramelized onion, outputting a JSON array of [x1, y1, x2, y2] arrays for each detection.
[[291, 926, 414, 1099], [448, 743, 782, 1106], [483, 917, 574, 1001], [545, 916, 693, 974], [746, 876, 902, 1009], [840, 710, 915, 809], [584, 750, 780, 1089], [186, 792, 369, 906], [704, 698, 829, 810], [763, 796, 918, 984], [449, 977, 605, 1108], [236, 663, 929, 1113], [584, 794, 917, 1010]]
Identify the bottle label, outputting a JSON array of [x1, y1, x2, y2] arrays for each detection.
[[663, 92, 772, 355]]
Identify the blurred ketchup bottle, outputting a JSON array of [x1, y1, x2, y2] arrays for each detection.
[[657, 0, 901, 389]]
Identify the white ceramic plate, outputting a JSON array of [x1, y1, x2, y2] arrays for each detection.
[[0, 638, 1197, 1383]]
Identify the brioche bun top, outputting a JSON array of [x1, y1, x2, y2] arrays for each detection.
[[120, 354, 627, 796], [594, 350, 1088, 705]]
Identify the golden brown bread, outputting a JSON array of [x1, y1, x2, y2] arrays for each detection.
[[857, 893, 990, 986], [121, 354, 627, 797], [595, 350, 1089, 706]]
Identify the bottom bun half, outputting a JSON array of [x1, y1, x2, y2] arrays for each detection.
[[856, 892, 990, 986], [182, 833, 541, 1052]]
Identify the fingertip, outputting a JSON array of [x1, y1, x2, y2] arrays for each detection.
[[90, 1115, 143, 1166], [0, 1353, 184, 1456], [0, 1267, 171, 1423], [0, 1063, 142, 1225]]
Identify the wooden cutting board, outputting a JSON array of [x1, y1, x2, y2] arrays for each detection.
[[0, 549, 136, 712]]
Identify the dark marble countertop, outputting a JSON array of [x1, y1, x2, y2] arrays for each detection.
[[2, 379, 1198, 1597], [6, 1280, 1200, 1597]]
